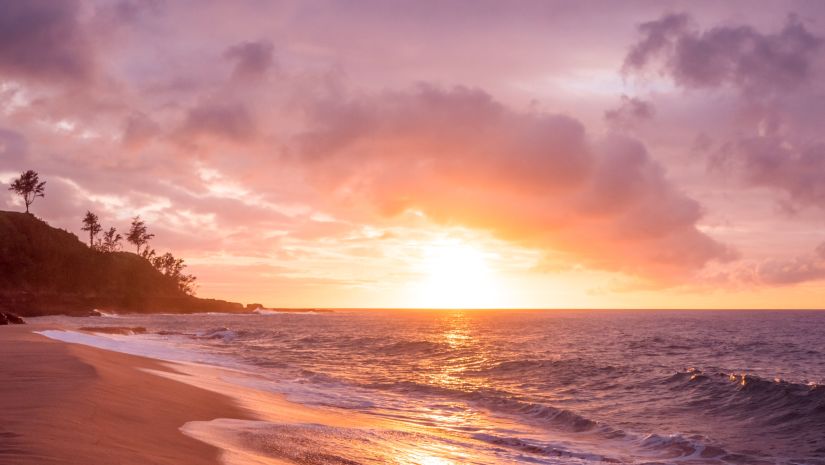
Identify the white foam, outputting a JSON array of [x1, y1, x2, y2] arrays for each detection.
[[253, 308, 326, 315], [36, 330, 225, 366], [95, 309, 121, 318]]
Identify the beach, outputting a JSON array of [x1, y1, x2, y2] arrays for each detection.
[[0, 324, 251, 465], [0, 321, 402, 465], [4, 311, 825, 465]]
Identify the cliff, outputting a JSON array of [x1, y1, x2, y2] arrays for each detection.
[[0, 211, 245, 316]]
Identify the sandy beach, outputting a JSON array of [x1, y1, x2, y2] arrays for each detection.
[[0, 323, 400, 465], [0, 324, 253, 465]]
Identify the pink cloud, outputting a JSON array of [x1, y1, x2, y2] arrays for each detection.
[[604, 95, 654, 129], [6, 1, 825, 304], [0, 0, 96, 84], [624, 13, 822, 96], [291, 84, 735, 282], [224, 40, 277, 80]]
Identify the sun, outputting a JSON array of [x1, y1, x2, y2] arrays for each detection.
[[410, 240, 505, 308]]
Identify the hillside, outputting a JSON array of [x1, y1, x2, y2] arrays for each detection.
[[0, 211, 245, 316]]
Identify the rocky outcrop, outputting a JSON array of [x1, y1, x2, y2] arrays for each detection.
[[0, 312, 25, 325]]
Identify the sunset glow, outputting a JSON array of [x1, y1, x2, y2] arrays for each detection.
[[6, 4, 825, 465], [411, 241, 506, 309], [2, 1, 825, 308]]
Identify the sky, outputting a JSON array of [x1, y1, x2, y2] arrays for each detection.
[[3, 0, 825, 308]]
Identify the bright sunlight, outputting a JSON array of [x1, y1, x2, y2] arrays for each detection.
[[409, 240, 507, 308]]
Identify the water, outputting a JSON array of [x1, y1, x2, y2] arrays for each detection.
[[37, 310, 825, 464]]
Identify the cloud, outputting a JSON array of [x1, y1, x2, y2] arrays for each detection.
[[755, 243, 825, 285], [625, 14, 825, 218], [711, 242, 825, 287], [179, 102, 257, 143], [224, 40, 276, 80], [121, 112, 160, 150], [0, 0, 96, 84], [604, 95, 654, 128], [729, 136, 825, 208], [10, 2, 816, 302], [624, 13, 822, 96], [293, 84, 734, 282], [0, 129, 28, 167]]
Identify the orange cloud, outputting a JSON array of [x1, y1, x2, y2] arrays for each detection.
[[292, 84, 736, 283]]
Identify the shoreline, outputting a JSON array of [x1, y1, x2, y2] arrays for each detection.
[[0, 324, 254, 465], [0, 323, 399, 465]]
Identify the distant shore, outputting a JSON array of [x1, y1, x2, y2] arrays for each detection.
[[0, 324, 251, 465]]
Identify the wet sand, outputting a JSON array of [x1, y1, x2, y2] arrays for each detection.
[[0, 324, 253, 465]]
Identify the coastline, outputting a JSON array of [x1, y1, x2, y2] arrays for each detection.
[[0, 322, 398, 465], [0, 324, 253, 465], [4, 311, 824, 464]]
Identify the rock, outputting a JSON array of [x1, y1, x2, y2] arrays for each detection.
[[246, 303, 264, 310], [0, 312, 25, 325]]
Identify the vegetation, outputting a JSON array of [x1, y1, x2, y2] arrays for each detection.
[[81, 211, 102, 247], [8, 170, 46, 214], [0, 211, 241, 316], [3, 170, 213, 313], [127, 216, 154, 255], [151, 252, 197, 295], [99, 227, 123, 252]]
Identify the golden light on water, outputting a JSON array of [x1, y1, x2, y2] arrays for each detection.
[[404, 453, 456, 465]]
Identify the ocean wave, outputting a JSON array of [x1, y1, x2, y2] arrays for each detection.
[[195, 327, 239, 342], [363, 379, 602, 433], [472, 433, 619, 462], [476, 358, 618, 378], [192, 327, 267, 343], [254, 308, 333, 315], [627, 336, 695, 352], [184, 419, 614, 465], [635, 433, 728, 462], [665, 368, 825, 432], [379, 339, 448, 355], [78, 326, 147, 335], [94, 310, 121, 318]]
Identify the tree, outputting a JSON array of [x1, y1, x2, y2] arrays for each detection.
[[99, 227, 123, 252], [126, 216, 154, 254], [8, 170, 46, 214], [80, 211, 102, 247], [151, 251, 197, 295], [140, 247, 156, 260]]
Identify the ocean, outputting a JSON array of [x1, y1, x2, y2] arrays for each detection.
[[36, 310, 825, 465]]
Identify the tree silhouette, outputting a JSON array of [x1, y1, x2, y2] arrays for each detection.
[[151, 251, 197, 295], [81, 211, 102, 247], [8, 170, 46, 214], [99, 227, 123, 252], [126, 216, 154, 254], [140, 247, 156, 260]]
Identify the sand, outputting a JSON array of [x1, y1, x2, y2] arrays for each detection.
[[0, 324, 254, 465]]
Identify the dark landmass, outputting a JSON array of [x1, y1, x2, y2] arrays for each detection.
[[0, 211, 247, 317]]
